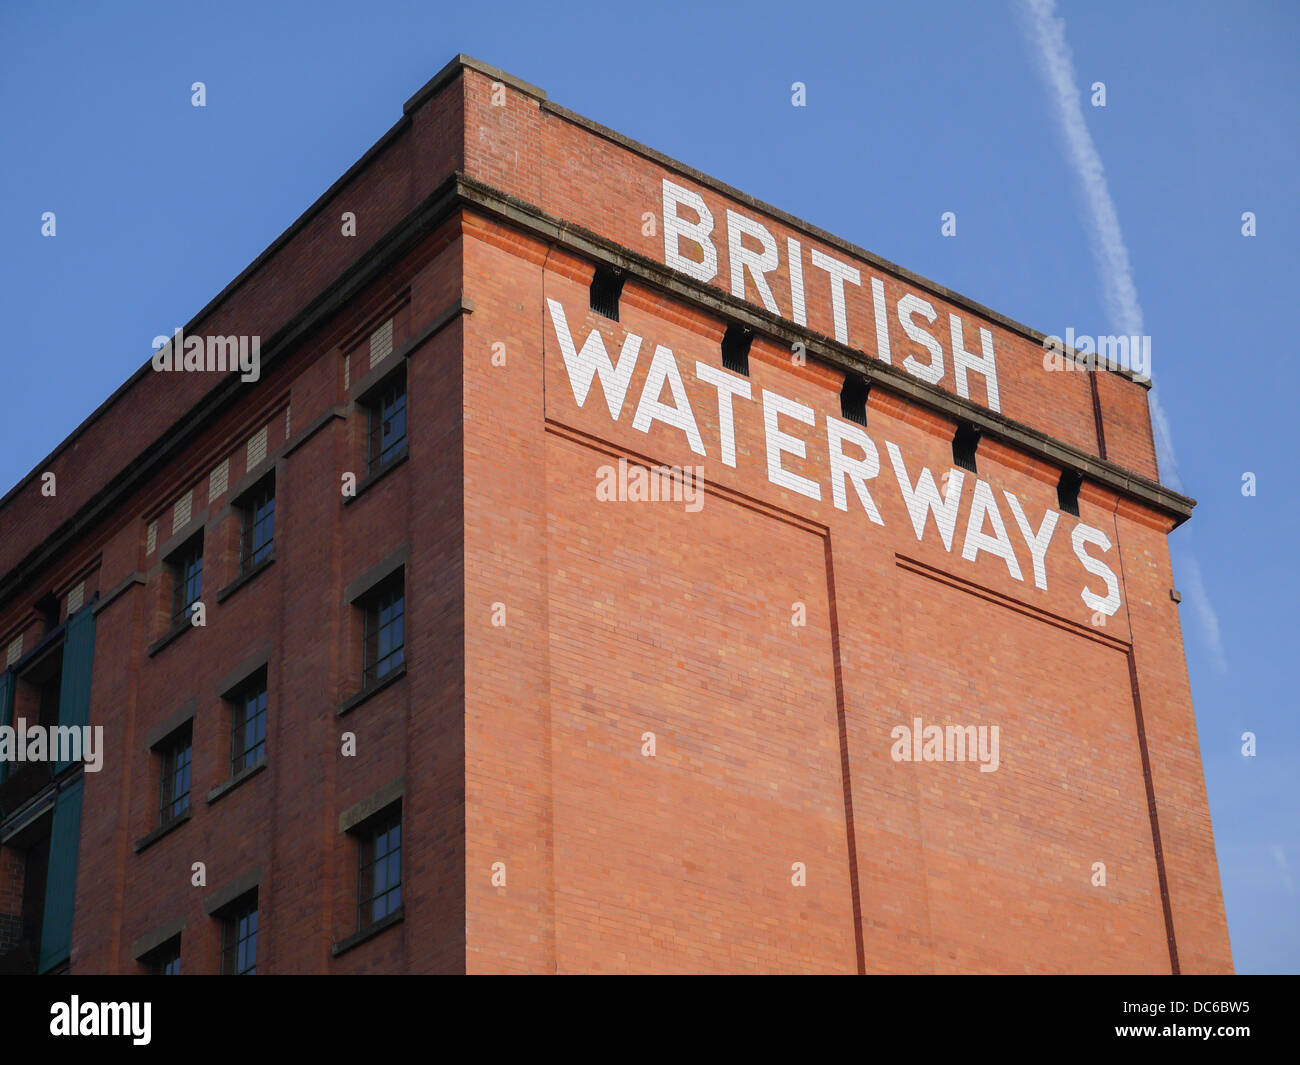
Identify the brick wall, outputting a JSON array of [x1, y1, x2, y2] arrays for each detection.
[[459, 205, 1230, 972], [0, 57, 1229, 974], [45, 224, 467, 974], [458, 66, 1159, 482]]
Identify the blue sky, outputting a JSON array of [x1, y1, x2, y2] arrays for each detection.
[[1, 1, 1295, 973]]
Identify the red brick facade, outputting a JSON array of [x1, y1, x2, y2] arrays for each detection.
[[0, 56, 1231, 974]]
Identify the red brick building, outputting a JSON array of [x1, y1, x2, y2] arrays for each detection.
[[0, 56, 1232, 974]]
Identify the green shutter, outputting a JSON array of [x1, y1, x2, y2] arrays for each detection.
[[39, 776, 84, 973], [56, 608, 95, 772], [0, 670, 12, 784]]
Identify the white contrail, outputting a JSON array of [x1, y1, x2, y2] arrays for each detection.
[[1018, 0, 1228, 672], [1175, 552, 1227, 673], [1273, 845, 1294, 896], [1016, 0, 1181, 490]]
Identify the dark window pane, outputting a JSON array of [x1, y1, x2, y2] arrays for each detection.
[[357, 811, 402, 929], [230, 680, 268, 774], [363, 580, 405, 688], [240, 482, 276, 571], [368, 377, 407, 472], [150, 939, 181, 975], [222, 897, 257, 975], [159, 729, 193, 825], [170, 542, 204, 626]]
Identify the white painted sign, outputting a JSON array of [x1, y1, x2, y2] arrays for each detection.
[[547, 298, 1121, 618], [661, 179, 1002, 413]]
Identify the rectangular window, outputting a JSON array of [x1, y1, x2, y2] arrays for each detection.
[[367, 376, 407, 473], [169, 539, 203, 628], [158, 726, 192, 825], [148, 937, 181, 976], [239, 479, 275, 572], [230, 674, 268, 775], [357, 809, 401, 929], [362, 577, 405, 689], [221, 894, 257, 975]]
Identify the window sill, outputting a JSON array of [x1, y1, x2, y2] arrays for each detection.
[[134, 810, 192, 854], [331, 906, 404, 958], [336, 664, 407, 717], [343, 449, 408, 505], [147, 619, 198, 658], [205, 758, 267, 806], [216, 554, 275, 604]]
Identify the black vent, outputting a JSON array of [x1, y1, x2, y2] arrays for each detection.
[[589, 266, 625, 321], [840, 377, 869, 427], [721, 325, 752, 376], [35, 593, 60, 633], [952, 423, 980, 473], [1057, 470, 1082, 516]]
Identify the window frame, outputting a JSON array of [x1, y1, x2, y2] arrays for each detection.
[[146, 936, 181, 976], [167, 536, 204, 629], [354, 805, 402, 932], [157, 723, 193, 827], [228, 672, 268, 777], [361, 575, 405, 691], [236, 476, 276, 574], [220, 893, 258, 976], [364, 371, 407, 475]]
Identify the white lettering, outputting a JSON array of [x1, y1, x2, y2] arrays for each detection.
[[662, 179, 717, 283], [762, 390, 821, 501]]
